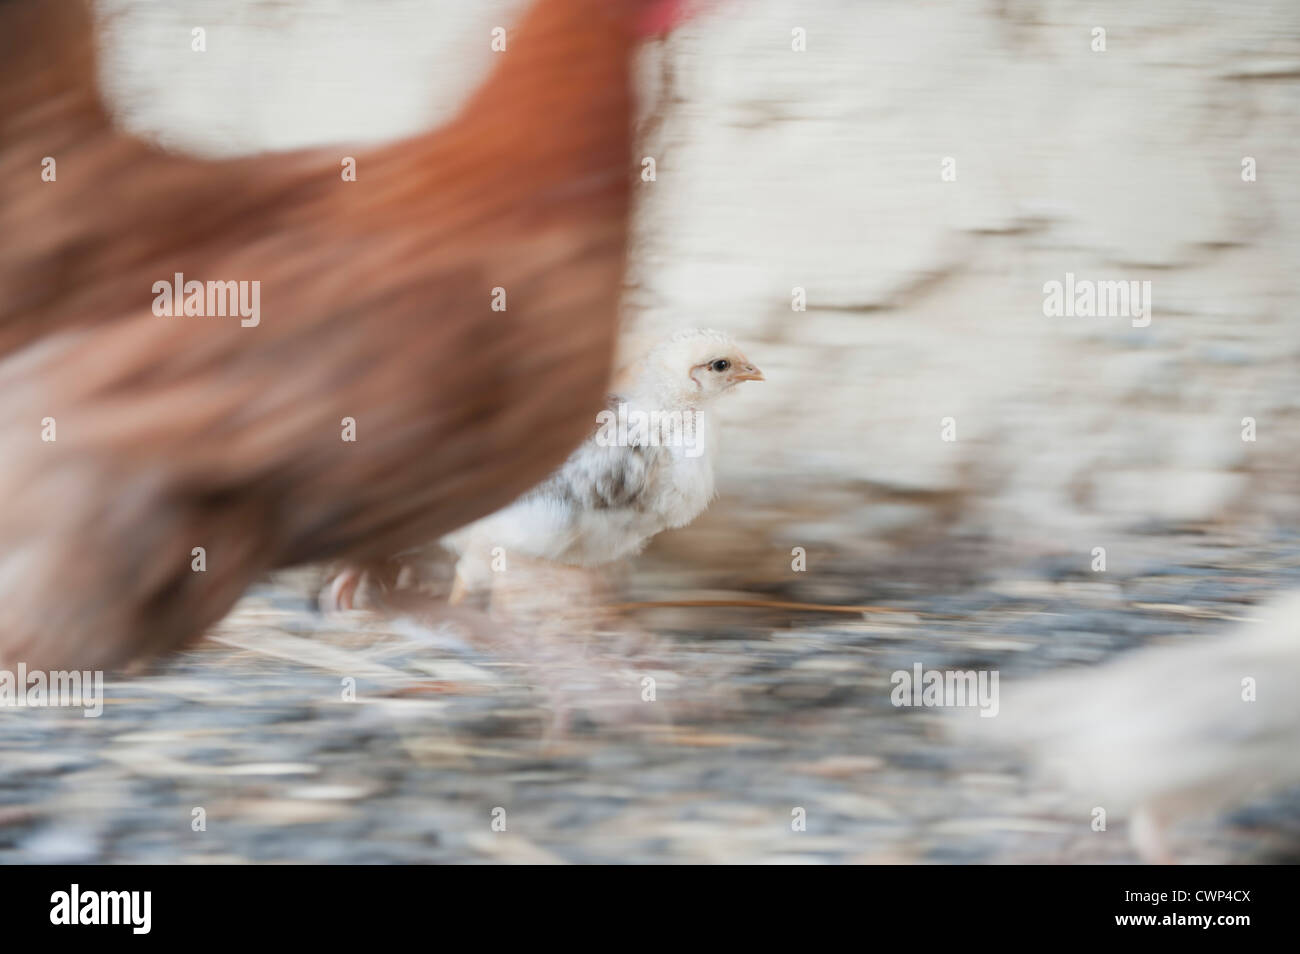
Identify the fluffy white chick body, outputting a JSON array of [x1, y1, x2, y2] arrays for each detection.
[[951, 591, 1300, 862], [443, 329, 762, 597]]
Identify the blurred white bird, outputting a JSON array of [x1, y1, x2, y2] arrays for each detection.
[[952, 591, 1300, 862], [329, 329, 762, 608]]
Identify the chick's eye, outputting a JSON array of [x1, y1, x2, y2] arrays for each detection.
[[711, 359, 731, 372]]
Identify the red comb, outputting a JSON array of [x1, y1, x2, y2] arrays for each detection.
[[637, 0, 690, 37]]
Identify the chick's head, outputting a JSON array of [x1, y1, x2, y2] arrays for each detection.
[[634, 329, 763, 408]]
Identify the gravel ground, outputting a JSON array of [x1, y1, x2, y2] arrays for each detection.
[[4, 522, 1298, 865]]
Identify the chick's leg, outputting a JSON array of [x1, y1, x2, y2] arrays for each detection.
[[1130, 807, 1175, 864]]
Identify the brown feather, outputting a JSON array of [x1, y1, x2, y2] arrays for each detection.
[[0, 0, 651, 668]]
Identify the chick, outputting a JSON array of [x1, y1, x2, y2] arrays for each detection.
[[952, 591, 1300, 862], [330, 329, 762, 608]]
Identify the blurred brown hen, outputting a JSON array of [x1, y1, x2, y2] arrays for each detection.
[[0, 0, 674, 668]]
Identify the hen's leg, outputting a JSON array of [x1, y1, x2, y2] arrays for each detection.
[[448, 571, 469, 606], [325, 566, 366, 612]]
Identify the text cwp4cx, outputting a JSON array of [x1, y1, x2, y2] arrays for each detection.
[[1194, 891, 1251, 902]]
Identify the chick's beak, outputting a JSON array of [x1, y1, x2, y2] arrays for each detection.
[[731, 363, 764, 383]]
